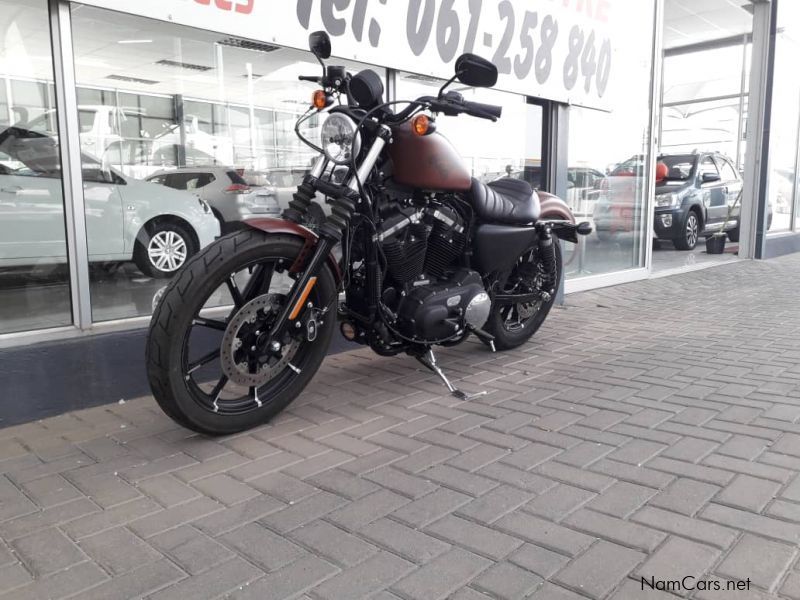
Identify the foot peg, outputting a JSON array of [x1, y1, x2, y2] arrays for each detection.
[[416, 350, 488, 400], [467, 325, 496, 352]]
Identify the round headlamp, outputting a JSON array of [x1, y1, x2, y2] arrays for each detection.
[[320, 114, 361, 165]]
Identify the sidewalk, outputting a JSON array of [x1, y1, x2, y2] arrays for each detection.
[[0, 255, 799, 599]]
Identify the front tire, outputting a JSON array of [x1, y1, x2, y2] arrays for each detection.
[[673, 210, 700, 250], [146, 229, 336, 435], [485, 239, 562, 350]]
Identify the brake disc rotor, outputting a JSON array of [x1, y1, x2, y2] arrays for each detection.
[[220, 294, 301, 387]]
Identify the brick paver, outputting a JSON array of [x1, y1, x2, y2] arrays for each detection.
[[1, 255, 800, 598]]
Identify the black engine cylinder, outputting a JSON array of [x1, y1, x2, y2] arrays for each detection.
[[382, 223, 429, 284], [424, 206, 466, 278]]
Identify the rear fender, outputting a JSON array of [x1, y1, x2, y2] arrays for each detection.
[[244, 217, 342, 284], [538, 191, 575, 223]]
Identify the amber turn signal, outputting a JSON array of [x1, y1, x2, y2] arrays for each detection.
[[412, 114, 435, 136], [312, 90, 329, 109]]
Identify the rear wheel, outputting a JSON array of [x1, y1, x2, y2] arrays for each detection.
[[146, 230, 336, 435], [484, 239, 562, 350]]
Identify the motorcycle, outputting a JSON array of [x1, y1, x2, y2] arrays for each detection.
[[146, 31, 591, 435]]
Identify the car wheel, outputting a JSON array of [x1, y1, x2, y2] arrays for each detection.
[[134, 221, 198, 279], [727, 226, 740, 243], [673, 210, 699, 250]]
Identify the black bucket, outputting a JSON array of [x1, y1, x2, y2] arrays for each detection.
[[705, 235, 726, 254]]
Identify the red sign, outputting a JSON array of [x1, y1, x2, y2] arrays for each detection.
[[194, 0, 254, 15]]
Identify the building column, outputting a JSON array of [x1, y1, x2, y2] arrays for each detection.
[[49, 0, 92, 329], [740, 0, 776, 260]]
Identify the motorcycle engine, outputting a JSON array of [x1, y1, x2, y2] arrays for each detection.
[[377, 197, 491, 343]]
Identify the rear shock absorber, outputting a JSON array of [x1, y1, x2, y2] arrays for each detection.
[[535, 223, 558, 295]]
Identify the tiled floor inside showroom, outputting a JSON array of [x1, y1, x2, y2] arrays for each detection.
[[1, 254, 799, 599]]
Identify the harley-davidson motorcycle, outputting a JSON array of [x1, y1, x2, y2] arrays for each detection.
[[146, 31, 591, 435]]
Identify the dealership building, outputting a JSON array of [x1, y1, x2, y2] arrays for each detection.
[[0, 0, 798, 412]]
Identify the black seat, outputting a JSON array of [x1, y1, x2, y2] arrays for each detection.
[[469, 177, 541, 225]]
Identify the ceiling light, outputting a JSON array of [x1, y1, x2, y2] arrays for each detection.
[[156, 59, 213, 72], [106, 74, 160, 85], [118, 39, 153, 45], [217, 38, 280, 53]]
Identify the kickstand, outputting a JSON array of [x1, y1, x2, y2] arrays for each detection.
[[415, 349, 488, 400]]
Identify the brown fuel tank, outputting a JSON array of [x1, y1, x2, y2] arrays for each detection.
[[388, 122, 471, 191]]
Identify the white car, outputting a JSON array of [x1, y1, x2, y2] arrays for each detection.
[[147, 166, 280, 232], [0, 127, 219, 278]]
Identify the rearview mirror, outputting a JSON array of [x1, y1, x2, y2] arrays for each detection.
[[309, 31, 331, 60], [701, 172, 721, 184], [454, 53, 498, 88]]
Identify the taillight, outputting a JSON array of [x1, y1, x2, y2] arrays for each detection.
[[225, 184, 250, 194]]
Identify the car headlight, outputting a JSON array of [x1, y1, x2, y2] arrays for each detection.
[[655, 193, 679, 208], [198, 198, 211, 214], [321, 114, 361, 165]]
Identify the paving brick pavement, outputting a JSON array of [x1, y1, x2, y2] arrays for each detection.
[[1, 255, 800, 599]]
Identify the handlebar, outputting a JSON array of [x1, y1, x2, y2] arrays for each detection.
[[387, 95, 502, 124], [297, 74, 503, 124], [461, 100, 503, 120]]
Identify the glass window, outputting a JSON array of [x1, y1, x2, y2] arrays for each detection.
[[569, 0, 656, 279], [396, 73, 543, 186], [70, 5, 382, 322], [163, 172, 211, 191], [766, 1, 800, 233], [717, 158, 738, 182], [0, 0, 72, 334], [698, 157, 719, 180], [663, 46, 745, 105], [661, 98, 744, 167]]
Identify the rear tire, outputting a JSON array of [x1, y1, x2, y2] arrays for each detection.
[[146, 230, 336, 435], [485, 240, 562, 350]]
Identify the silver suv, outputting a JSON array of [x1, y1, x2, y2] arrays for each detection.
[[147, 167, 279, 232]]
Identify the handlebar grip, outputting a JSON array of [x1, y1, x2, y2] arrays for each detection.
[[462, 100, 503, 119], [298, 75, 320, 82]]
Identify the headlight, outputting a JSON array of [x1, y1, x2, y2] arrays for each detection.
[[655, 193, 679, 208], [198, 198, 211, 214], [321, 114, 361, 165]]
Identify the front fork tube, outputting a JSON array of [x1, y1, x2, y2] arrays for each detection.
[[269, 126, 391, 342]]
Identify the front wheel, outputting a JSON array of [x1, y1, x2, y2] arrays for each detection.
[[484, 239, 562, 350], [134, 220, 198, 279], [673, 210, 700, 251], [146, 229, 337, 435]]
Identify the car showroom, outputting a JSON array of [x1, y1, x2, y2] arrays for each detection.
[[0, 0, 798, 389], [1, 1, 800, 598]]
